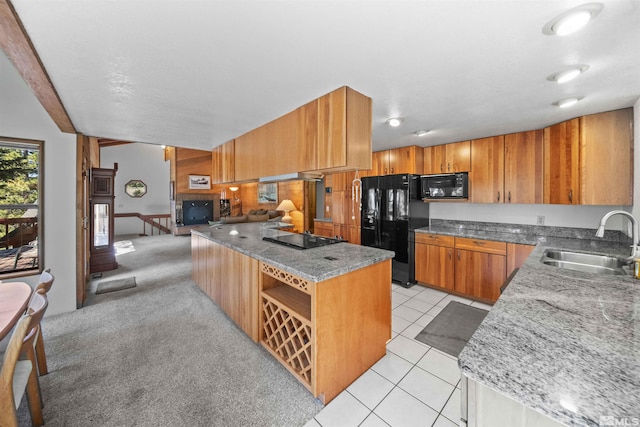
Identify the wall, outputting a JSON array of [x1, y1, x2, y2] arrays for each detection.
[[101, 143, 170, 236], [632, 98, 640, 223], [0, 51, 77, 315]]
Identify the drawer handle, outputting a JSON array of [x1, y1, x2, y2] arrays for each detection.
[[568, 189, 573, 203], [472, 241, 486, 245], [457, 250, 461, 261], [448, 249, 452, 259], [508, 191, 511, 203], [497, 191, 500, 202]]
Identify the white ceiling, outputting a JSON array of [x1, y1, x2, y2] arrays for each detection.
[[10, 0, 640, 152]]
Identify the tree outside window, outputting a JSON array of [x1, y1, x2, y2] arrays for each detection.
[[0, 138, 43, 276]]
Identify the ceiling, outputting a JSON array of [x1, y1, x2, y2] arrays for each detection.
[[8, 0, 640, 152]]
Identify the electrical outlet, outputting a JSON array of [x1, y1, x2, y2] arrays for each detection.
[[537, 215, 545, 225]]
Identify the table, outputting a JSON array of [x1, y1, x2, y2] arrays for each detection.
[[0, 281, 32, 341]]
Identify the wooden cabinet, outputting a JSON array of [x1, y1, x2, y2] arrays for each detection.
[[191, 234, 259, 340], [506, 243, 535, 278], [371, 146, 423, 175], [543, 108, 633, 205], [544, 118, 580, 204], [415, 233, 454, 291], [504, 130, 543, 204], [212, 140, 235, 184], [580, 108, 633, 205], [316, 86, 372, 172], [470, 136, 505, 203], [313, 221, 333, 237], [259, 260, 390, 404], [414, 234, 533, 303], [454, 238, 506, 302], [423, 141, 470, 175]]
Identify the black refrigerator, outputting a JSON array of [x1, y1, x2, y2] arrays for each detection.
[[361, 174, 429, 287]]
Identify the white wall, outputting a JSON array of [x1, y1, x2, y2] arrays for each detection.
[[101, 143, 170, 236], [0, 51, 77, 315], [632, 98, 640, 223]]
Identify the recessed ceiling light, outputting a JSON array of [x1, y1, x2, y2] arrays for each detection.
[[553, 97, 582, 108], [542, 3, 603, 36], [547, 65, 590, 83], [386, 117, 403, 127], [414, 130, 430, 137]]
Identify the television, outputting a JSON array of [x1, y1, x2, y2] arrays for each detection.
[[182, 200, 214, 225]]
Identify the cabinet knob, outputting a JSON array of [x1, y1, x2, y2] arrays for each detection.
[[391, 168, 394, 173], [448, 249, 452, 259], [508, 191, 511, 203], [457, 250, 461, 261], [568, 189, 573, 203], [497, 191, 501, 202], [447, 162, 451, 172], [440, 163, 443, 173]]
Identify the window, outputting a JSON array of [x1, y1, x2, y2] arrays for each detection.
[[0, 137, 43, 277]]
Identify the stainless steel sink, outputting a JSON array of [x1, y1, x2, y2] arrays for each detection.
[[540, 249, 630, 275]]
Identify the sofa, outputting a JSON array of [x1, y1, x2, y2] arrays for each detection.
[[219, 209, 282, 224]]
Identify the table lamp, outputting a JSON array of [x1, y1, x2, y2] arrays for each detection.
[[276, 199, 297, 223]]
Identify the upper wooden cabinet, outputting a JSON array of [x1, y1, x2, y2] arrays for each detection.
[[371, 146, 423, 175], [544, 118, 580, 204], [316, 87, 372, 172], [233, 86, 372, 182], [423, 141, 470, 175], [581, 108, 633, 205], [504, 130, 543, 204], [212, 140, 235, 184], [470, 136, 505, 203], [544, 108, 633, 205]]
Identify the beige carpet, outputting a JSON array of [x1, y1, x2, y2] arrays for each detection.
[[19, 233, 323, 426]]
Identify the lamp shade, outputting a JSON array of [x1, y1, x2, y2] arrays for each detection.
[[276, 199, 297, 223]]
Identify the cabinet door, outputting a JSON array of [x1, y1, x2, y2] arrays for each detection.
[[445, 141, 471, 173], [211, 145, 223, 184], [504, 130, 543, 204], [297, 100, 318, 171], [470, 136, 505, 203], [372, 150, 390, 175], [331, 191, 347, 225], [455, 249, 506, 302], [544, 119, 580, 204], [506, 243, 535, 278], [418, 244, 454, 291], [423, 145, 446, 174], [317, 89, 347, 169], [580, 108, 633, 205], [390, 146, 423, 174], [220, 140, 235, 183]]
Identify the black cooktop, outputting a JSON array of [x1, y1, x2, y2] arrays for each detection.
[[262, 233, 344, 250]]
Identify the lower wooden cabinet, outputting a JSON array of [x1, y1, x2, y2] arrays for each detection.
[[414, 233, 533, 303], [313, 220, 333, 237]]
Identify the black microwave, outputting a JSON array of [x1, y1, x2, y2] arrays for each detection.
[[421, 172, 469, 199]]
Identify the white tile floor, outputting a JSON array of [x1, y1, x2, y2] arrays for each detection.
[[304, 284, 493, 427]]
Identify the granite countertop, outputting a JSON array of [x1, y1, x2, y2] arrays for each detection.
[[191, 222, 394, 282], [442, 221, 640, 426]]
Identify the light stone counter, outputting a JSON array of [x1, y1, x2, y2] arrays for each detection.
[[191, 222, 394, 282], [425, 220, 640, 426]]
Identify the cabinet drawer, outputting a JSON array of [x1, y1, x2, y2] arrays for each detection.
[[455, 237, 506, 255], [415, 233, 454, 247]]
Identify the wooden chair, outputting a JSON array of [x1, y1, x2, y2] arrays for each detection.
[[33, 269, 54, 375], [0, 313, 34, 427], [21, 291, 49, 426]]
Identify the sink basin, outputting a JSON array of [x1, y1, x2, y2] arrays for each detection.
[[540, 249, 630, 275]]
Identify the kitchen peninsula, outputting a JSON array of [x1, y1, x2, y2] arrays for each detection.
[[191, 222, 394, 404]]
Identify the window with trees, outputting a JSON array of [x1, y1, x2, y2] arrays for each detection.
[[0, 137, 43, 277]]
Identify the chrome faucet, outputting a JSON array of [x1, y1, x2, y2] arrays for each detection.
[[595, 210, 640, 258]]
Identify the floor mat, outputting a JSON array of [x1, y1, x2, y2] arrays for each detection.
[[414, 301, 488, 357], [95, 277, 136, 294]]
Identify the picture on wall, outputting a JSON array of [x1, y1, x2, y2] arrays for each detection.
[[258, 183, 277, 204], [188, 175, 210, 190]]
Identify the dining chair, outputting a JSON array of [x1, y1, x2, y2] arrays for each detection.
[[33, 269, 54, 375], [0, 313, 34, 427]]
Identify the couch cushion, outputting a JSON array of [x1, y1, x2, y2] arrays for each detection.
[[220, 215, 248, 224], [248, 214, 269, 222]]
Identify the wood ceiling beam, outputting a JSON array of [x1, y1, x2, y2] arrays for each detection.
[[0, 0, 75, 133]]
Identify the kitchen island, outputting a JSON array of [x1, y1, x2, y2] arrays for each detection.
[[452, 232, 640, 426], [191, 222, 394, 404]]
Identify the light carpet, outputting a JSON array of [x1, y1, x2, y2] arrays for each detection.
[[20, 233, 323, 426]]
